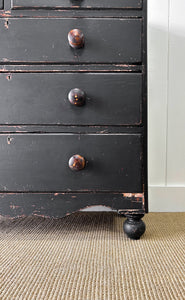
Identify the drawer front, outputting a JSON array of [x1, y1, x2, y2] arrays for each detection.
[[0, 134, 143, 192], [12, 0, 142, 9], [0, 18, 142, 63], [0, 73, 142, 125]]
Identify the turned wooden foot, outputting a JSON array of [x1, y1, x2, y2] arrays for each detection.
[[123, 214, 146, 240]]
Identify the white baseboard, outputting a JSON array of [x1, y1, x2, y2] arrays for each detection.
[[82, 187, 185, 213], [149, 186, 185, 212]]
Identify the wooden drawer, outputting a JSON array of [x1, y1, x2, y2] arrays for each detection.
[[0, 134, 143, 192], [0, 18, 142, 63], [11, 0, 142, 9], [0, 73, 142, 126]]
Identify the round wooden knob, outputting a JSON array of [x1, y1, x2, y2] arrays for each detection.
[[68, 88, 86, 106], [68, 29, 84, 49], [68, 154, 86, 171]]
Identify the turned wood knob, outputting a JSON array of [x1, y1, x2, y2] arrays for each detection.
[[68, 29, 84, 49], [68, 88, 86, 106], [68, 154, 86, 171]]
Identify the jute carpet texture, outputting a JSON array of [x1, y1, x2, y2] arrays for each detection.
[[0, 212, 184, 300]]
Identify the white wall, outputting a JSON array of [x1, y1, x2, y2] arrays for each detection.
[[148, 0, 185, 211]]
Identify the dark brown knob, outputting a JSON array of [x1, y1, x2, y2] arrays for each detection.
[[68, 29, 84, 49], [68, 154, 86, 171], [68, 88, 86, 106]]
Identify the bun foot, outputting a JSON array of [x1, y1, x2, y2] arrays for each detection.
[[123, 214, 146, 240]]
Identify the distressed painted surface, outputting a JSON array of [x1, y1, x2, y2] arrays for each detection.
[[0, 9, 143, 18], [0, 73, 142, 125], [11, 0, 142, 9], [0, 64, 142, 73], [0, 192, 144, 218], [0, 125, 143, 134], [0, 18, 142, 63], [0, 134, 143, 192], [0, 1, 148, 218]]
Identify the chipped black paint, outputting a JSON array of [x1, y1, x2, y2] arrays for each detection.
[[0, 134, 143, 192], [0, 18, 142, 64], [0, 73, 142, 125], [0, 193, 144, 218], [12, 0, 143, 10], [0, 0, 148, 240]]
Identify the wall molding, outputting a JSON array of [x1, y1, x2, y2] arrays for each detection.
[[83, 186, 185, 213], [149, 186, 185, 212]]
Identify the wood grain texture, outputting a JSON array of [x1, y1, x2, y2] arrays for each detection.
[[0, 134, 143, 192], [68, 29, 84, 49], [68, 154, 86, 171], [0, 73, 142, 125], [0, 18, 142, 63], [12, 0, 142, 9]]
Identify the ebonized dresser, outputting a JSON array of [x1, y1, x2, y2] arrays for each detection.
[[0, 0, 147, 239]]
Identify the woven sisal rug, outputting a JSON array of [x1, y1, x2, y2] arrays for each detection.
[[0, 212, 184, 300]]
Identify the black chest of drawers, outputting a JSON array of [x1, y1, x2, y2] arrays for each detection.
[[0, 0, 147, 239]]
